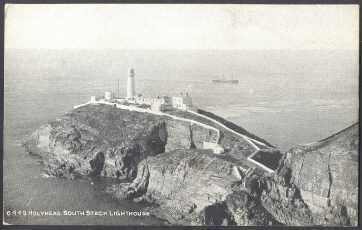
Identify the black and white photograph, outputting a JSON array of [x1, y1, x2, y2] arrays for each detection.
[[3, 3, 359, 226]]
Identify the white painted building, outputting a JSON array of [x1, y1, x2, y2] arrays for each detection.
[[90, 96, 96, 103], [98, 69, 197, 112], [135, 94, 153, 105], [149, 93, 195, 112], [172, 93, 193, 110], [151, 96, 172, 112], [104, 91, 113, 100], [151, 100, 163, 112]]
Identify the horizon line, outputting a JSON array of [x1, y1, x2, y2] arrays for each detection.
[[4, 47, 358, 51]]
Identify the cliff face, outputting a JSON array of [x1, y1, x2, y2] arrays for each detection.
[[111, 149, 282, 226], [110, 123, 358, 226], [23, 104, 234, 180], [111, 147, 318, 226], [276, 123, 359, 226], [25, 104, 167, 179], [23, 103, 358, 226]]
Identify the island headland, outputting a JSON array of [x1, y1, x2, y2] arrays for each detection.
[[23, 68, 358, 226]]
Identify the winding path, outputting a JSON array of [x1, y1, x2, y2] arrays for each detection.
[[186, 110, 274, 173], [74, 100, 275, 173], [74, 101, 221, 142]]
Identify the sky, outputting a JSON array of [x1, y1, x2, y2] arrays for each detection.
[[4, 4, 359, 50]]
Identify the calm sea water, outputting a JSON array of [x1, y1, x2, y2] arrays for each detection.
[[4, 49, 358, 225]]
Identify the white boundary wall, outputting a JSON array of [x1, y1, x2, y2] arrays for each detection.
[[74, 100, 221, 143], [73, 100, 275, 173], [186, 110, 275, 173]]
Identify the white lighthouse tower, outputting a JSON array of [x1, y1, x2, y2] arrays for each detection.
[[127, 68, 136, 99]]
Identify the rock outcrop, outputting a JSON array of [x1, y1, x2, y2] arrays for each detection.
[[24, 104, 166, 179], [276, 123, 359, 226], [23, 103, 358, 226], [112, 149, 282, 225], [23, 104, 226, 180], [23, 103, 262, 179], [110, 123, 358, 226]]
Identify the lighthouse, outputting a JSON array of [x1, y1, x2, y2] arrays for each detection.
[[127, 68, 136, 99]]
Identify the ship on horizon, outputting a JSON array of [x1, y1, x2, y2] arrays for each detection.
[[212, 75, 239, 84], [212, 79, 239, 84]]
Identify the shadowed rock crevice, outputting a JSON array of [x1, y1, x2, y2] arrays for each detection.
[[200, 202, 235, 226], [189, 125, 197, 149], [326, 152, 332, 207], [89, 151, 105, 176]]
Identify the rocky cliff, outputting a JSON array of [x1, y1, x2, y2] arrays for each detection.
[[112, 148, 314, 226], [113, 122, 358, 226], [23, 104, 224, 180], [276, 123, 359, 226], [111, 149, 284, 225], [23, 103, 358, 226]]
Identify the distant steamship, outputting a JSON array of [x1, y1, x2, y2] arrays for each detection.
[[212, 75, 239, 84], [212, 79, 239, 84]]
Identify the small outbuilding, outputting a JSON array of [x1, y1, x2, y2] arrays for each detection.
[[90, 96, 96, 103], [151, 96, 172, 112], [104, 91, 113, 100], [172, 92, 193, 110]]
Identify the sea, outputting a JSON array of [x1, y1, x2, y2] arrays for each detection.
[[3, 49, 358, 225]]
